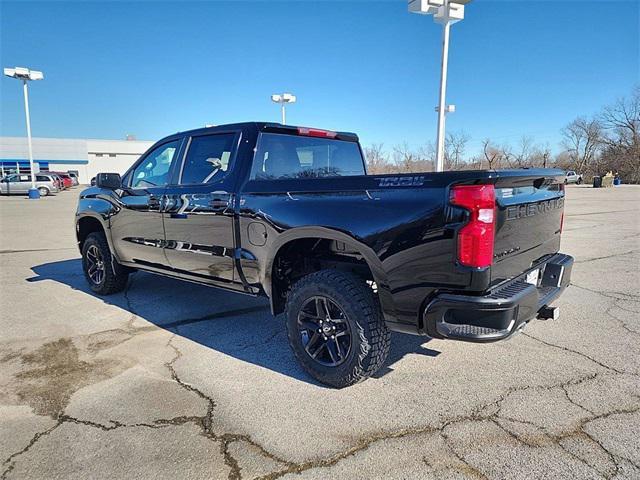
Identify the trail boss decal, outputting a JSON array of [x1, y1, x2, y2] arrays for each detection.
[[378, 176, 426, 187], [506, 198, 564, 220]]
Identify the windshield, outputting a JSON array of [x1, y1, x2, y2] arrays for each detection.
[[251, 133, 365, 180]]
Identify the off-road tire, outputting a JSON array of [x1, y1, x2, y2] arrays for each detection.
[[81, 232, 129, 295], [285, 269, 391, 388]]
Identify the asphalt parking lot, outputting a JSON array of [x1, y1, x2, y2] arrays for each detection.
[[1, 185, 639, 480]]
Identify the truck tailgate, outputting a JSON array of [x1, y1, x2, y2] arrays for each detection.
[[491, 174, 565, 286]]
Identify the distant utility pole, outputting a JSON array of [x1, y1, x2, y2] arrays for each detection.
[[4, 66, 45, 198], [271, 93, 297, 125], [409, 0, 472, 172]]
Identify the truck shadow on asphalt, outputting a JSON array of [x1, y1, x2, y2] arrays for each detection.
[[29, 259, 440, 387]]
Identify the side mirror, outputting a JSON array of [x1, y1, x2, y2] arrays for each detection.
[[96, 172, 122, 190]]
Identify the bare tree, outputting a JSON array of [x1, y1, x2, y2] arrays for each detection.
[[364, 143, 393, 174], [598, 86, 640, 182], [600, 86, 639, 145], [445, 131, 470, 169], [392, 142, 418, 173], [542, 144, 552, 168], [561, 116, 603, 173], [391, 143, 434, 173], [509, 135, 535, 168], [482, 139, 502, 170]]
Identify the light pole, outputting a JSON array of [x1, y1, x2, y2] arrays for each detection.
[[271, 93, 296, 125], [409, 0, 471, 172], [3, 66, 44, 198]]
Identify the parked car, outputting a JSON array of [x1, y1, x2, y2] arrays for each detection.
[[0, 173, 59, 196], [67, 171, 80, 186], [90, 176, 96, 186], [76, 122, 573, 388], [565, 171, 583, 184], [51, 171, 74, 189], [47, 173, 64, 191]]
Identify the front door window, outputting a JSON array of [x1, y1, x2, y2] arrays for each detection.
[[130, 141, 180, 188]]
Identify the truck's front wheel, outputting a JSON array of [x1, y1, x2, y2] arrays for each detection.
[[81, 232, 129, 295], [285, 270, 391, 388]]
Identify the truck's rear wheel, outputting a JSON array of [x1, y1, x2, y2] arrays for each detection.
[[285, 270, 390, 388], [81, 232, 129, 295]]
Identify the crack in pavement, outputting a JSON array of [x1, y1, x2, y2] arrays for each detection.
[[574, 250, 639, 265], [565, 209, 636, 217], [3, 332, 637, 480], [163, 336, 296, 480], [571, 283, 640, 303], [604, 305, 640, 338], [567, 281, 640, 338], [4, 271, 639, 478], [521, 332, 628, 376], [1, 421, 62, 480], [254, 371, 637, 480]]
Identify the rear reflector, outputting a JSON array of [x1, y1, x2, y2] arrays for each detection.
[[450, 185, 496, 268], [297, 127, 337, 138]]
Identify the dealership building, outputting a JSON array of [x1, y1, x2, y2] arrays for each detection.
[[0, 136, 154, 184]]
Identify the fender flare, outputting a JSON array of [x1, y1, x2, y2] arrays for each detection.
[[264, 226, 398, 323], [75, 195, 122, 262]]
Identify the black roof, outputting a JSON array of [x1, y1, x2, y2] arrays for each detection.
[[168, 122, 359, 142]]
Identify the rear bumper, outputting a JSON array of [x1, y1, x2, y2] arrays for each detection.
[[422, 253, 574, 342]]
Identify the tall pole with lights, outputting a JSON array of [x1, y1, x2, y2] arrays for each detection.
[[271, 93, 297, 125], [3, 66, 44, 198], [409, 0, 471, 172]]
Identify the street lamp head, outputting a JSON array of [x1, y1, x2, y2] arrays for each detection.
[[409, 0, 471, 22], [409, 0, 471, 12], [4, 66, 44, 81], [271, 93, 296, 104], [281, 93, 296, 103]]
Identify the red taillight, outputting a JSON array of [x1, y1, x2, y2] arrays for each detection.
[[297, 127, 337, 138], [450, 185, 496, 268]]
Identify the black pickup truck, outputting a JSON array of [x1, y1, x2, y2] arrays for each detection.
[[76, 122, 573, 387]]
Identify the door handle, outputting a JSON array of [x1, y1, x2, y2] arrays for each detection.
[[209, 198, 229, 209], [148, 195, 161, 209]]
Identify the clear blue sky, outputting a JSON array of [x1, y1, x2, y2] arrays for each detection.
[[1, 0, 638, 156]]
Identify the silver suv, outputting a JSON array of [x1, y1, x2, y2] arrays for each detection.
[[0, 173, 59, 196]]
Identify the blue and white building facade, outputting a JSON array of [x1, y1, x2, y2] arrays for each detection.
[[0, 137, 153, 184]]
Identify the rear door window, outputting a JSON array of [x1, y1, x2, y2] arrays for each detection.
[[251, 133, 365, 180], [179, 133, 236, 185]]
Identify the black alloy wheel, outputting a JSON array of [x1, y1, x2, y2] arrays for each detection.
[[81, 231, 129, 295], [85, 244, 105, 286], [297, 296, 353, 367]]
